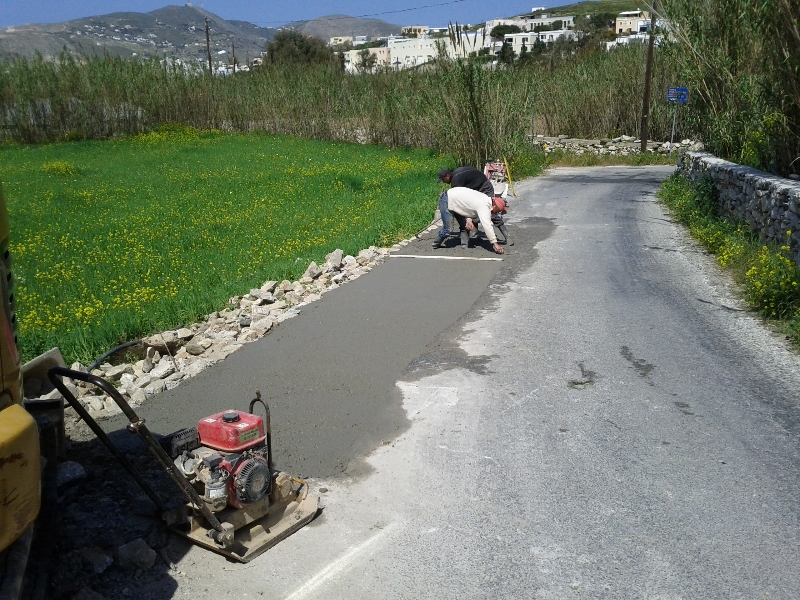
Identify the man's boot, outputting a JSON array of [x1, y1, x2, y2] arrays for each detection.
[[498, 224, 513, 246], [432, 237, 444, 249], [460, 230, 470, 249]]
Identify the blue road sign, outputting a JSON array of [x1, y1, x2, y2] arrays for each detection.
[[667, 87, 689, 103]]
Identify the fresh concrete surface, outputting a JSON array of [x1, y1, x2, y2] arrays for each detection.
[[120, 166, 800, 598]]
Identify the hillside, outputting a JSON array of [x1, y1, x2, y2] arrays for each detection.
[[284, 15, 402, 40], [531, 0, 644, 18], [0, 4, 276, 64], [0, 6, 405, 64]]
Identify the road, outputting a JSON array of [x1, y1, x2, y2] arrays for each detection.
[[137, 166, 800, 598]]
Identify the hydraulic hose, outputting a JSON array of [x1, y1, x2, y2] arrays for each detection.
[[88, 339, 142, 372]]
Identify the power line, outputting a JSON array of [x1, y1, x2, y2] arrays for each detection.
[[249, 0, 469, 27]]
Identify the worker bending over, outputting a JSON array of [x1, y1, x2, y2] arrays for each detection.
[[432, 187, 506, 255], [437, 166, 512, 245]]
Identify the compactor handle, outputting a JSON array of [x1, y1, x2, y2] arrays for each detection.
[[249, 390, 273, 471], [47, 366, 227, 535]]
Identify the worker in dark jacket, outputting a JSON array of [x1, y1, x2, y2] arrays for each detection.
[[437, 166, 513, 245]]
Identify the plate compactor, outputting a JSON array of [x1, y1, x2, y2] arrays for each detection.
[[48, 366, 318, 562]]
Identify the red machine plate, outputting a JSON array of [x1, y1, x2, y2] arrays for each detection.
[[198, 410, 265, 452]]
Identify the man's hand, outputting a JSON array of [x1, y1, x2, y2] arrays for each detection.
[[465, 218, 474, 231], [492, 243, 504, 255]]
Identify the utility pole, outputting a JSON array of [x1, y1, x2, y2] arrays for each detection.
[[205, 17, 213, 77], [231, 38, 236, 74], [530, 84, 536, 143], [640, 2, 659, 153]]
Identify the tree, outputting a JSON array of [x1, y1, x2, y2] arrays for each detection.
[[532, 37, 546, 55], [518, 44, 529, 65], [499, 41, 515, 65], [265, 31, 335, 67], [490, 24, 522, 40], [356, 48, 377, 73], [589, 13, 616, 31]]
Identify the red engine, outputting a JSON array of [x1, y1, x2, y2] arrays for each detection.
[[170, 409, 274, 511]]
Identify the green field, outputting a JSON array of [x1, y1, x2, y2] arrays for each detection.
[[0, 127, 444, 363]]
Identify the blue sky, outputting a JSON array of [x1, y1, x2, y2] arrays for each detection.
[[0, 1, 557, 28]]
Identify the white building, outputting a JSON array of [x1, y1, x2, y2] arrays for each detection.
[[447, 30, 493, 57], [616, 10, 651, 35], [343, 47, 392, 73], [401, 26, 430, 37], [528, 15, 575, 30], [486, 15, 575, 34], [387, 37, 440, 68], [503, 29, 575, 53]]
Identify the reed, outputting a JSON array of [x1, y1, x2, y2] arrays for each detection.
[[0, 46, 687, 168]]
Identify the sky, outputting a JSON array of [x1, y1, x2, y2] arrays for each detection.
[[0, 0, 558, 29]]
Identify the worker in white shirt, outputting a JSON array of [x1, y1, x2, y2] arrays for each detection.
[[432, 187, 506, 255]]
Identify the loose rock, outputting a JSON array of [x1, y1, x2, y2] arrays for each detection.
[[72, 587, 109, 600], [303, 261, 323, 279], [57, 461, 87, 489], [117, 538, 156, 571], [78, 547, 114, 574], [185, 341, 204, 356], [325, 248, 343, 269]]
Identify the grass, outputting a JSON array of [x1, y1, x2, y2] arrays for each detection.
[[0, 126, 444, 364], [540, 0, 643, 17], [657, 173, 800, 343]]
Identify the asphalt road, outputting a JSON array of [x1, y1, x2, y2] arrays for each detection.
[[132, 166, 800, 598]]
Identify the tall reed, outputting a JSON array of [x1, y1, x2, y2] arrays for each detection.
[[660, 0, 800, 175], [0, 46, 687, 165]]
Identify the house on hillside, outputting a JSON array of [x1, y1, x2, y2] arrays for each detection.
[[330, 36, 353, 46], [343, 46, 391, 73], [486, 15, 575, 34], [388, 37, 439, 68], [485, 17, 526, 32], [503, 29, 576, 53], [401, 26, 430, 38], [616, 10, 651, 35], [527, 15, 575, 31]]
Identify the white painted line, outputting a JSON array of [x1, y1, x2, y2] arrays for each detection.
[[390, 255, 503, 261], [284, 524, 397, 600]]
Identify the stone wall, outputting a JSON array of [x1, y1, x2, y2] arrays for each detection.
[[678, 151, 800, 260], [532, 134, 704, 156]]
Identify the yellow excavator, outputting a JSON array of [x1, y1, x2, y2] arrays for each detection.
[[0, 181, 42, 596]]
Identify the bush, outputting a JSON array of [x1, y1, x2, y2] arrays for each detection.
[[745, 240, 800, 318]]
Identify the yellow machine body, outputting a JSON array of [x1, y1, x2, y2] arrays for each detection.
[[0, 404, 40, 551], [0, 182, 39, 552]]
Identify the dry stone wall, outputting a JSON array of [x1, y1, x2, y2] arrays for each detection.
[[533, 135, 704, 156], [678, 151, 800, 261]]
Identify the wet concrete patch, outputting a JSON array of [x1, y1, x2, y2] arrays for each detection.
[[620, 345, 655, 382], [98, 214, 554, 483], [403, 215, 556, 382]]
